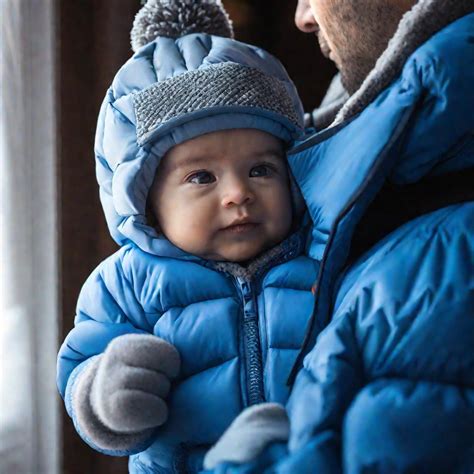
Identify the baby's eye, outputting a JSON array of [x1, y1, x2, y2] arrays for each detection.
[[249, 165, 272, 178], [187, 171, 216, 184]]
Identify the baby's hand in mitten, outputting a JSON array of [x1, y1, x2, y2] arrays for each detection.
[[91, 334, 180, 434]]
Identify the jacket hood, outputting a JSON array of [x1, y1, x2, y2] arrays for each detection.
[[94, 33, 304, 256]]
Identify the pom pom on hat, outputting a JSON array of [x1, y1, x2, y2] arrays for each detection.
[[131, 0, 234, 52]]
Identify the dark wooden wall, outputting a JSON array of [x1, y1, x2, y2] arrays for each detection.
[[57, 1, 336, 472]]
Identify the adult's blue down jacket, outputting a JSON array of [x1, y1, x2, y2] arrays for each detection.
[[208, 11, 474, 474]]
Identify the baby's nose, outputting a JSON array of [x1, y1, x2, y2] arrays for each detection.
[[221, 179, 255, 208]]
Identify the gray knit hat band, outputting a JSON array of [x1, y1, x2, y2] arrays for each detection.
[[133, 62, 303, 145]]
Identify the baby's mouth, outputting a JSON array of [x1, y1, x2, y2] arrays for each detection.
[[222, 223, 258, 234], [220, 218, 260, 235]]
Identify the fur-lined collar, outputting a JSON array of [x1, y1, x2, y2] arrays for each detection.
[[329, 0, 474, 126]]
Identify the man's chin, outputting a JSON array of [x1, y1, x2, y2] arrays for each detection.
[[339, 69, 364, 95]]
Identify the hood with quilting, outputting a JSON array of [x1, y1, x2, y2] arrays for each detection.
[[93, 33, 304, 258]]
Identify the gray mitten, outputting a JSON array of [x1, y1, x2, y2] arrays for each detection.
[[71, 333, 180, 452], [204, 403, 290, 470], [91, 333, 180, 433]]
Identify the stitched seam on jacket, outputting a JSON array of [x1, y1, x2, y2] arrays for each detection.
[[159, 294, 237, 314], [263, 285, 313, 292]]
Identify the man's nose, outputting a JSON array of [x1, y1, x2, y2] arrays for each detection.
[[221, 178, 255, 208], [294, 0, 318, 33]]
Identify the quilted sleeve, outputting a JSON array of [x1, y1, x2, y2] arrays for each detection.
[[57, 246, 153, 398], [57, 246, 155, 455]]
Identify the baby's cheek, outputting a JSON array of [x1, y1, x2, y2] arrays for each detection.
[[272, 188, 293, 229]]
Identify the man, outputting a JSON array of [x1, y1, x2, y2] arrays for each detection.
[[203, 0, 474, 472]]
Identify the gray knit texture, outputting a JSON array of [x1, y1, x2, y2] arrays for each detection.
[[72, 356, 156, 452], [131, 0, 233, 52], [133, 62, 302, 145], [90, 334, 180, 434]]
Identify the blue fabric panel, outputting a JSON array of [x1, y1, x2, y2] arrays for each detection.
[[75, 248, 149, 328], [112, 43, 158, 97], [177, 34, 214, 71], [282, 204, 474, 474], [343, 379, 474, 474], [392, 14, 474, 183], [166, 358, 242, 444], [337, 204, 474, 383], [262, 287, 314, 348], [154, 298, 240, 378], [103, 104, 138, 170], [275, 433, 341, 474], [263, 348, 299, 404], [287, 309, 362, 453], [136, 359, 242, 471], [122, 253, 235, 312], [262, 255, 319, 291], [153, 37, 188, 79], [203, 443, 289, 474], [288, 73, 420, 260]]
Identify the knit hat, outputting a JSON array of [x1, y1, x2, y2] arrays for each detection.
[[94, 0, 304, 257]]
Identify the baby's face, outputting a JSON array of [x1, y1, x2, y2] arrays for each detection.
[[149, 128, 293, 262]]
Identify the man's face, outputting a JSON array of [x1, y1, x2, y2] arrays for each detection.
[[295, 0, 413, 93], [149, 129, 293, 262]]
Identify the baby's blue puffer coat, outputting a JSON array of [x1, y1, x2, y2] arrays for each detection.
[[207, 12, 474, 474], [56, 33, 318, 473]]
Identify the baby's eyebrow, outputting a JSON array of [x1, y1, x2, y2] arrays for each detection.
[[255, 148, 285, 159], [169, 155, 211, 171], [167, 147, 285, 172]]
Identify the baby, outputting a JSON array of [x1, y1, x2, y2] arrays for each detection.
[[57, 1, 318, 472]]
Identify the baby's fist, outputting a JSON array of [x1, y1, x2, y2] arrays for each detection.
[[91, 333, 180, 433]]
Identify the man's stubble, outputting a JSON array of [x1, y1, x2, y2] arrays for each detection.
[[319, 0, 415, 93]]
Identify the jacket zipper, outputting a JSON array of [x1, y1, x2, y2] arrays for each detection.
[[237, 277, 265, 405]]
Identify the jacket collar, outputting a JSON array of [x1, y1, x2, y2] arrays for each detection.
[[209, 229, 307, 282]]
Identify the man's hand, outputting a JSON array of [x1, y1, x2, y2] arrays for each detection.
[[204, 403, 290, 470], [91, 333, 180, 433]]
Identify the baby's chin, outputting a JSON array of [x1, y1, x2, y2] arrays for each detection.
[[201, 239, 279, 263]]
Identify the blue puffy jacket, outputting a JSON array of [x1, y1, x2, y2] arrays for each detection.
[[57, 30, 321, 473], [59, 231, 318, 473], [208, 10, 474, 474]]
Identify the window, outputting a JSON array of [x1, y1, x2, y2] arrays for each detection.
[[0, 1, 59, 472]]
